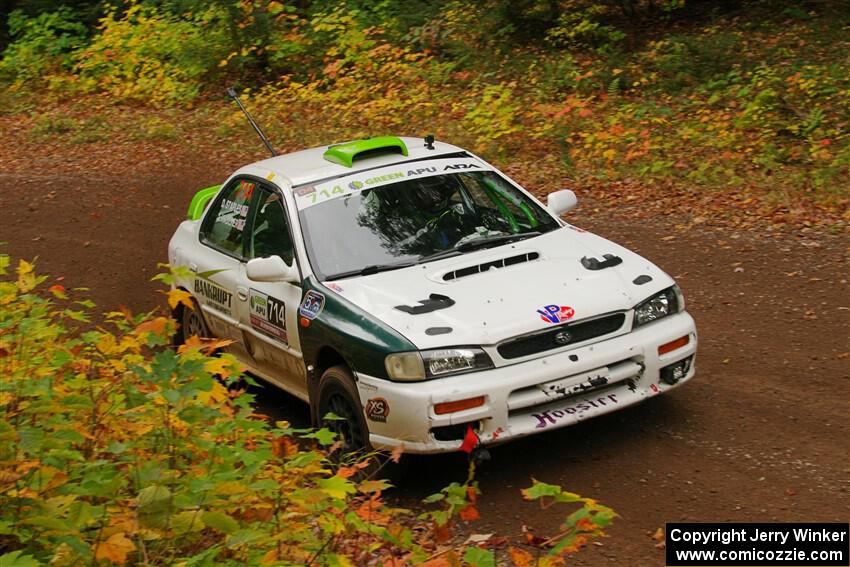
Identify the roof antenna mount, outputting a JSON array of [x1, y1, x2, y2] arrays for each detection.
[[424, 134, 435, 150], [226, 87, 277, 157]]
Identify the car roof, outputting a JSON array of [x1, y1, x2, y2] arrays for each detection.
[[242, 136, 471, 188]]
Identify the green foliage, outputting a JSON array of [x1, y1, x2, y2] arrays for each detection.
[[647, 31, 743, 93], [1, 0, 847, 217], [0, 8, 86, 86], [546, 4, 625, 50], [0, 257, 616, 565], [74, 2, 232, 104]]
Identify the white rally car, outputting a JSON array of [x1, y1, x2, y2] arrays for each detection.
[[168, 135, 697, 454]]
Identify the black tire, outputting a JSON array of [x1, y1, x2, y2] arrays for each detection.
[[317, 365, 371, 455], [175, 296, 209, 346]]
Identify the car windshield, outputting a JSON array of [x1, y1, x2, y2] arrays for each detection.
[[297, 163, 560, 280]]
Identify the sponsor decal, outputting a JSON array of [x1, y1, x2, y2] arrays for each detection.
[[194, 277, 233, 315], [532, 394, 619, 429], [537, 304, 575, 324], [650, 383, 660, 393], [221, 198, 249, 217], [235, 180, 255, 202], [248, 289, 287, 343], [407, 166, 436, 176], [364, 397, 390, 423], [364, 172, 404, 185], [442, 163, 480, 170], [295, 158, 491, 209], [299, 290, 325, 320], [324, 282, 343, 293]]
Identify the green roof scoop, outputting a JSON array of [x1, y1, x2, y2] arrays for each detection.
[[323, 136, 409, 167]]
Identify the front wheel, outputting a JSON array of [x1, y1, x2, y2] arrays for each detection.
[[175, 296, 210, 346], [317, 366, 371, 455]]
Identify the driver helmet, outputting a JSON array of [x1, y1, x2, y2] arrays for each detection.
[[409, 176, 453, 215]]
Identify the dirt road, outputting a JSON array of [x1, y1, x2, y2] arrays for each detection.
[[2, 145, 848, 565]]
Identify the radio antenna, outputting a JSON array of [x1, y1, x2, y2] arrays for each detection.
[[226, 87, 277, 157]]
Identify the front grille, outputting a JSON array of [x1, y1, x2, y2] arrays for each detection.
[[497, 313, 626, 360]]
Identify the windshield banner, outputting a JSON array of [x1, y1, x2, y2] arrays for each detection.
[[293, 157, 491, 210]]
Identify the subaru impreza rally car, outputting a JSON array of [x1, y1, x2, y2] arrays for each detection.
[[168, 135, 697, 454]]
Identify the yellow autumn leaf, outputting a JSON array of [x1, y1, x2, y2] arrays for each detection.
[[17, 259, 34, 276], [167, 288, 194, 311], [16, 259, 36, 292], [97, 334, 119, 355], [198, 381, 229, 405], [95, 532, 136, 565], [203, 357, 234, 377]]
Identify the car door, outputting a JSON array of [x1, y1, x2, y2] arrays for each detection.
[[239, 184, 308, 399], [194, 177, 258, 363]]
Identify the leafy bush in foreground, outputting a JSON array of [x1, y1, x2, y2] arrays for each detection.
[[0, 257, 615, 565]]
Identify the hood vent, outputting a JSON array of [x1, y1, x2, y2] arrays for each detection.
[[443, 251, 540, 281]]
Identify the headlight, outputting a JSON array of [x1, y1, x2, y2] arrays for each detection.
[[385, 348, 493, 381], [633, 286, 681, 328]]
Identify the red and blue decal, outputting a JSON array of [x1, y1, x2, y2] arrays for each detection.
[[299, 290, 326, 320], [537, 304, 575, 324]]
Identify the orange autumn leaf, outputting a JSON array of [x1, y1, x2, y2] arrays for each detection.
[[509, 546, 534, 567], [271, 435, 299, 458], [389, 442, 405, 463], [337, 466, 357, 478], [134, 316, 169, 337], [48, 284, 67, 299], [459, 504, 479, 521], [355, 496, 392, 525], [95, 532, 136, 564], [434, 522, 451, 543], [178, 335, 233, 354]]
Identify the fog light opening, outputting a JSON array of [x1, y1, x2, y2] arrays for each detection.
[[431, 421, 481, 442], [660, 357, 692, 385]]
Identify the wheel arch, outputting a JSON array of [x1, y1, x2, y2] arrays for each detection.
[[172, 285, 207, 346], [309, 345, 357, 425]]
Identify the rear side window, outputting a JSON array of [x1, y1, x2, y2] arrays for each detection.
[[200, 179, 257, 256]]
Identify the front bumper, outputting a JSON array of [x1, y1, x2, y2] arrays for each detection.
[[355, 311, 697, 454]]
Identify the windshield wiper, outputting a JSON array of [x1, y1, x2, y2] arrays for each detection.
[[418, 231, 542, 264], [324, 261, 416, 281], [456, 231, 542, 251]]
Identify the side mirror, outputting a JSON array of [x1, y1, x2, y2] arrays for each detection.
[[246, 256, 299, 283], [547, 189, 578, 217]]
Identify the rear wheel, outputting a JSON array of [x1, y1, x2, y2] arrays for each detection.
[[317, 366, 371, 455]]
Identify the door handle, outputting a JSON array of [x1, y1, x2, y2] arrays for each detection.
[[236, 287, 248, 301], [188, 262, 198, 273]]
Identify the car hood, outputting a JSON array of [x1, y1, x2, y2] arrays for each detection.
[[321, 226, 675, 350]]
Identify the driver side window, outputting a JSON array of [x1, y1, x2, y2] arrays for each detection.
[[248, 187, 295, 265]]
